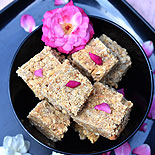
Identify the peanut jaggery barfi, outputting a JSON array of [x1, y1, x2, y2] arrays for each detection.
[[16, 46, 64, 100], [71, 38, 118, 81], [41, 60, 93, 116], [73, 123, 99, 144], [27, 100, 70, 141], [99, 34, 132, 88], [72, 82, 133, 140]]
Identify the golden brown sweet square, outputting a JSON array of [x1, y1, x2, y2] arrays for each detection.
[[27, 100, 70, 141], [99, 34, 132, 88], [41, 60, 93, 116], [73, 123, 99, 144], [71, 38, 118, 81], [16, 46, 64, 100], [72, 82, 133, 140]]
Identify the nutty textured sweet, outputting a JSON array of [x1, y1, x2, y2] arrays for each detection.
[[71, 38, 118, 81], [16, 46, 64, 100], [99, 34, 132, 88], [72, 82, 133, 140], [27, 100, 70, 141], [73, 123, 99, 143], [41, 60, 93, 116]]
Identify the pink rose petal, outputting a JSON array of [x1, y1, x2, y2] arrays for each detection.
[[54, 0, 69, 6], [42, 0, 94, 54], [102, 151, 111, 155], [142, 41, 154, 58], [34, 69, 43, 77], [139, 123, 148, 132], [148, 95, 155, 119], [65, 80, 81, 88], [132, 144, 151, 155], [117, 88, 125, 96], [114, 142, 131, 155], [89, 52, 103, 65], [94, 103, 111, 114], [20, 14, 36, 33], [140, 123, 147, 132]]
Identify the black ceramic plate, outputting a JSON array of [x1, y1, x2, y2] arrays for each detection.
[[9, 16, 154, 154]]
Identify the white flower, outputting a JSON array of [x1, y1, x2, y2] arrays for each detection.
[[51, 152, 64, 155], [0, 134, 31, 155]]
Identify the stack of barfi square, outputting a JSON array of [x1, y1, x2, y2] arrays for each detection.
[[16, 46, 65, 100], [41, 59, 93, 116], [27, 100, 70, 141], [72, 82, 133, 140], [71, 38, 118, 81], [16, 34, 133, 144], [99, 34, 132, 88]]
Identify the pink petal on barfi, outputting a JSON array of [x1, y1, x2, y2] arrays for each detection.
[[142, 41, 154, 58], [117, 88, 125, 96], [139, 123, 148, 132], [20, 14, 36, 33], [65, 80, 81, 88], [148, 95, 155, 119], [114, 142, 131, 155], [132, 144, 151, 155], [102, 151, 111, 155], [54, 0, 69, 6], [34, 69, 43, 77], [94, 103, 111, 114], [89, 52, 103, 65]]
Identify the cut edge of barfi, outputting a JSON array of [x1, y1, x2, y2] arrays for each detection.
[[16, 46, 64, 100], [73, 123, 99, 143], [27, 100, 70, 141], [99, 34, 132, 88], [71, 38, 118, 82], [41, 59, 93, 116]]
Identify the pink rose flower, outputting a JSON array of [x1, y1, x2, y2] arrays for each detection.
[[41, 0, 94, 54]]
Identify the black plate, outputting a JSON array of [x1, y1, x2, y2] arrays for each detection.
[[9, 16, 154, 154]]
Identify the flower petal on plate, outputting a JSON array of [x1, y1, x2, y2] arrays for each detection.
[[102, 151, 111, 155], [89, 52, 103, 65], [117, 88, 125, 96], [148, 95, 155, 119], [3, 136, 13, 149], [20, 14, 36, 33], [54, 0, 69, 6], [34, 68, 43, 77], [139, 123, 148, 132], [132, 144, 151, 155], [114, 142, 131, 155], [142, 41, 154, 58], [65, 80, 81, 88], [94, 103, 111, 114]]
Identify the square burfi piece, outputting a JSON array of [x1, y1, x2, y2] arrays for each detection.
[[16, 46, 64, 100], [71, 38, 118, 81], [99, 34, 132, 88], [27, 100, 70, 141], [72, 82, 133, 140], [41, 60, 93, 116], [73, 123, 99, 144]]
